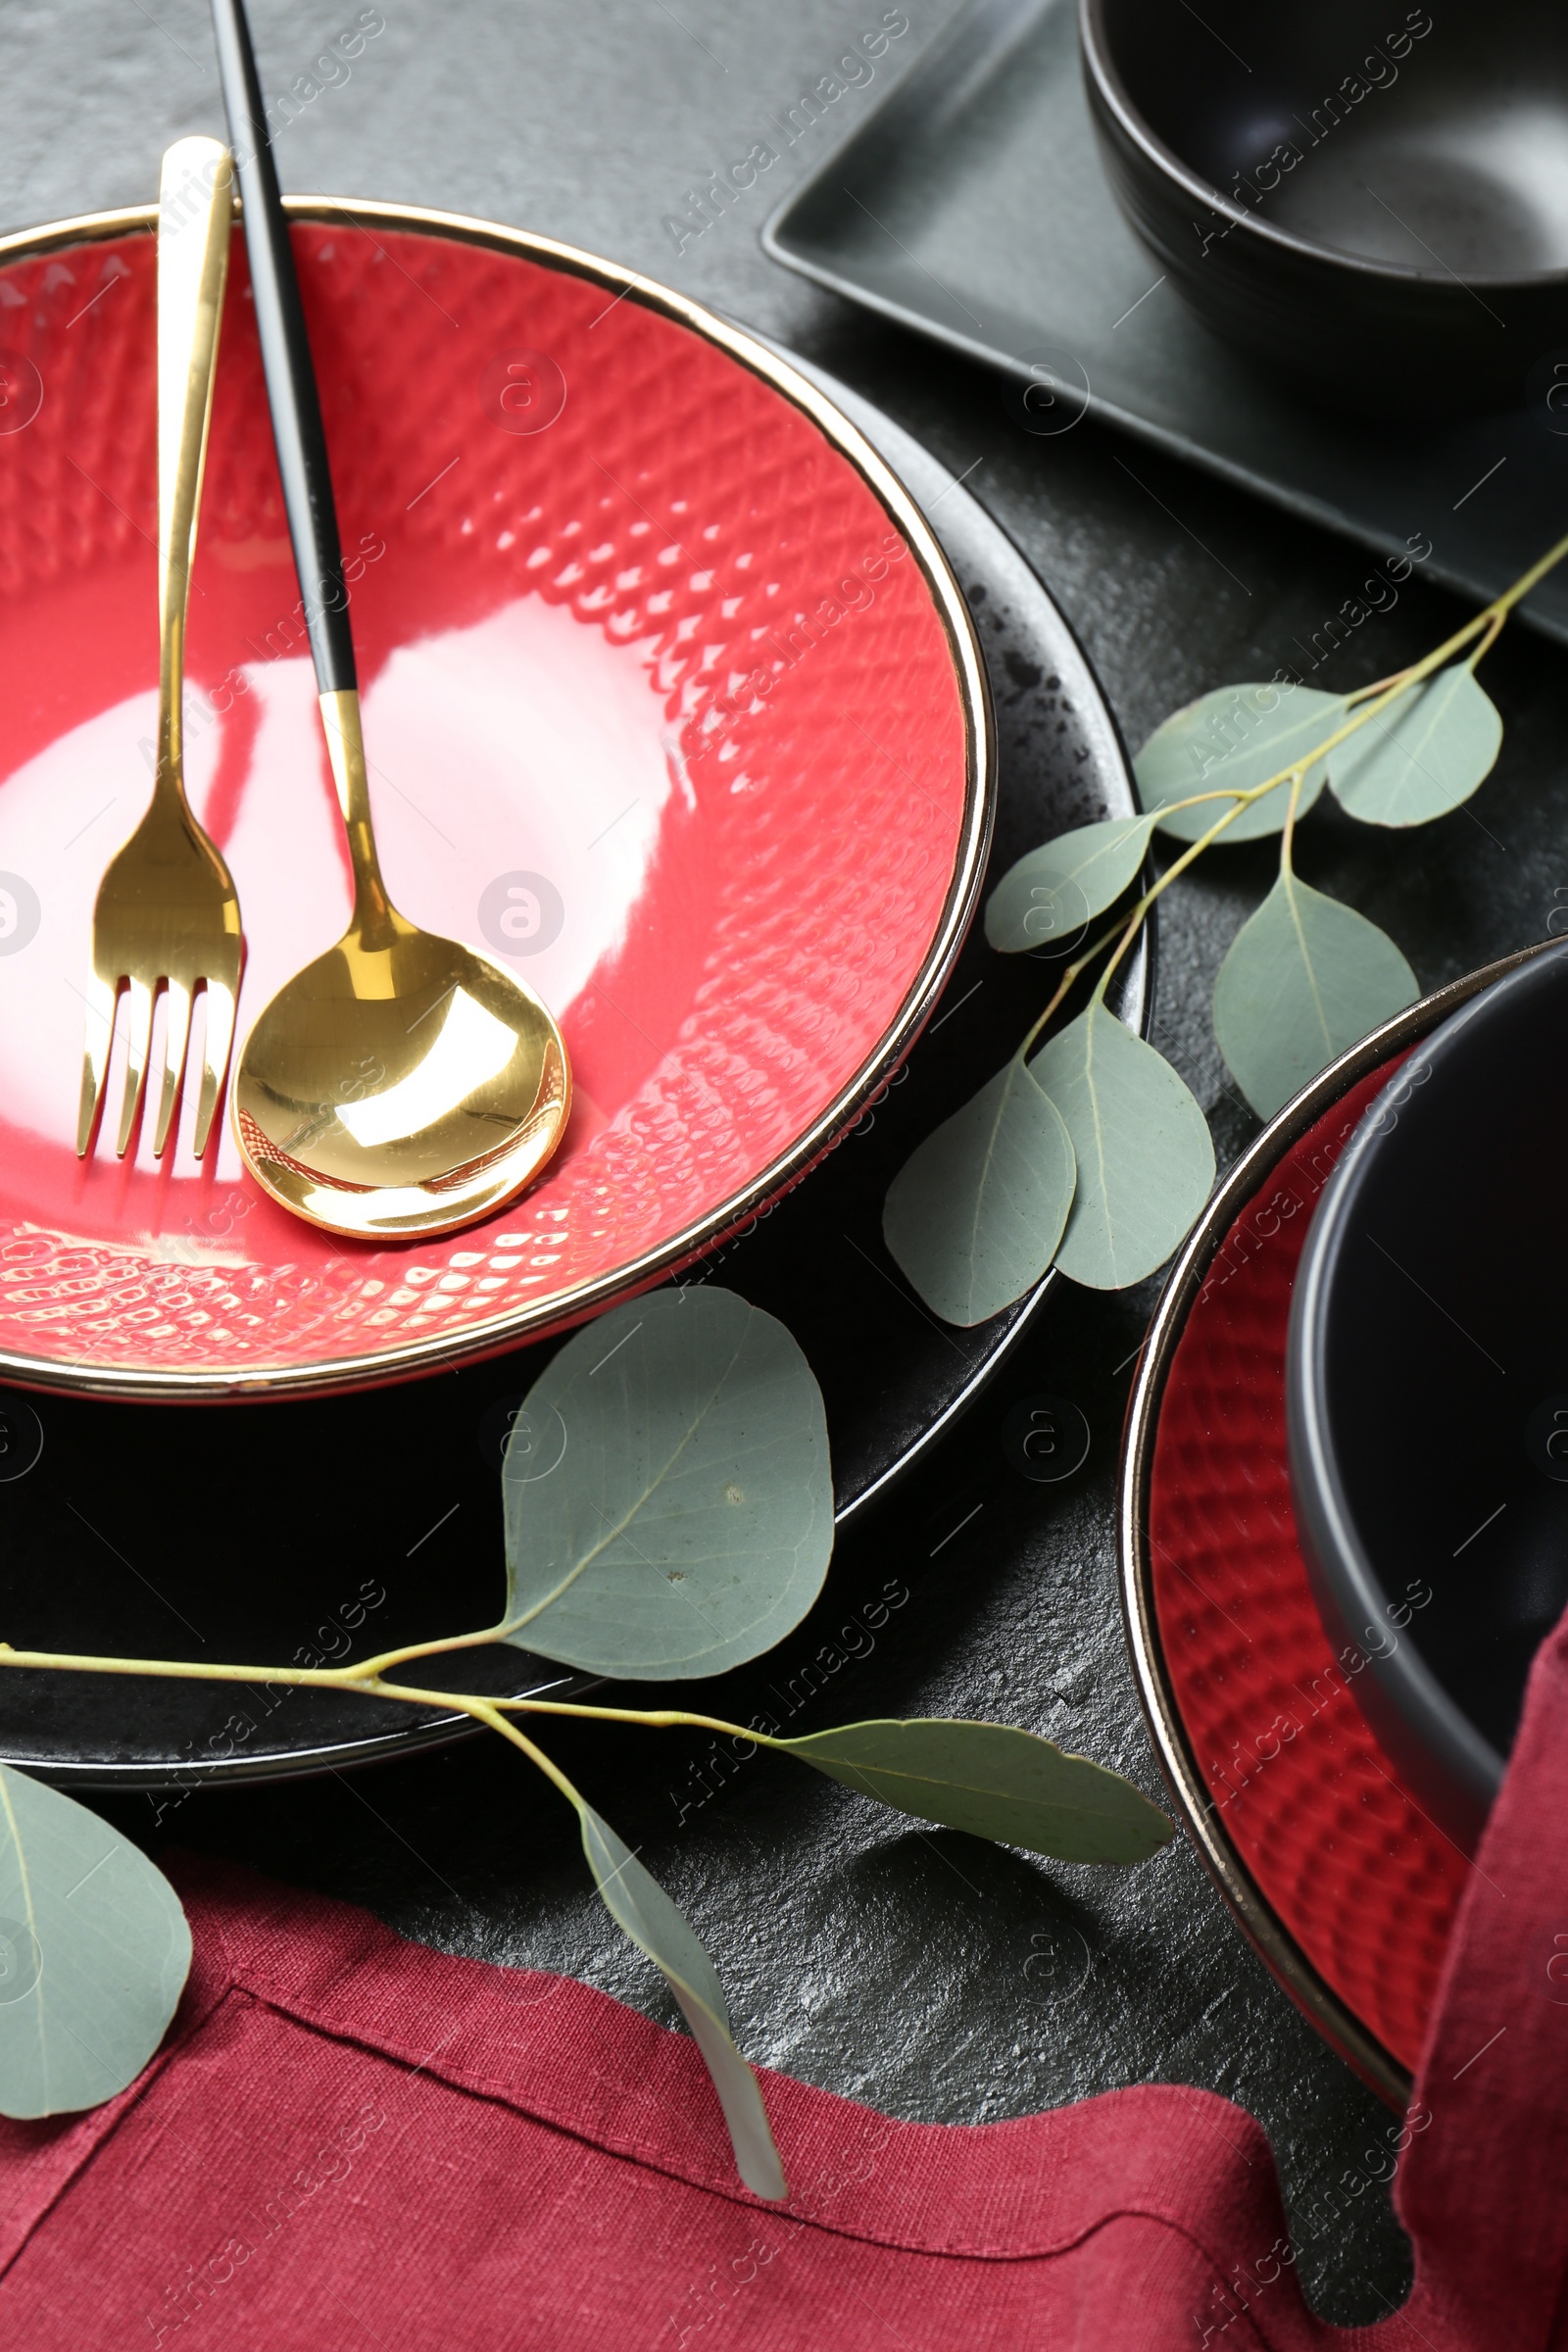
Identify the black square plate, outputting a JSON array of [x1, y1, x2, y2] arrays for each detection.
[[765, 0, 1568, 643]]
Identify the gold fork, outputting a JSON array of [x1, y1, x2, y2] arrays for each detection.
[[76, 135, 244, 1162]]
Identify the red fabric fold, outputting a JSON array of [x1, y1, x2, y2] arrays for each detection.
[[3, 1613, 1567, 2348]]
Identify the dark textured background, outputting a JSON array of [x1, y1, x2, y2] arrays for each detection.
[[13, 0, 1568, 2324]]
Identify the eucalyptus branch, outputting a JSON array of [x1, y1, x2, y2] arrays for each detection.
[[886, 523, 1568, 1343], [1162, 523, 1568, 869], [0, 1286, 1177, 2204], [0, 1637, 779, 1755], [0, 1640, 942, 1779], [1087, 531, 1568, 1007], [0, 1636, 1173, 1853]]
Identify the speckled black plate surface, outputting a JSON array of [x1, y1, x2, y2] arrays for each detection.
[[0, 354, 1150, 1790]]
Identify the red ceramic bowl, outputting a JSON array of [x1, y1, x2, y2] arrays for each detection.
[[1119, 949, 1547, 2101], [0, 199, 989, 1399]]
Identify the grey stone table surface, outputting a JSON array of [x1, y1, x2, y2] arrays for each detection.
[[15, 0, 1568, 2326]]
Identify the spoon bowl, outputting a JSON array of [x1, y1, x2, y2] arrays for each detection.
[[234, 926, 568, 1239]]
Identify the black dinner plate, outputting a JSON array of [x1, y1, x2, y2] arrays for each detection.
[[0, 355, 1151, 1789]]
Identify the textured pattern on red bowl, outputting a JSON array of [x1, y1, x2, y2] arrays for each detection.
[[1149, 1060, 1467, 2072], [0, 216, 970, 1386]]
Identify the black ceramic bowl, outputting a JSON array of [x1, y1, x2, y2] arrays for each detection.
[[1288, 941, 1568, 1851], [1080, 0, 1568, 416]]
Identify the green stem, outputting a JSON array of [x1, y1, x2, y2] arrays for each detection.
[[1345, 665, 1410, 707], [1466, 610, 1506, 671], [0, 1612, 555, 1696], [484, 1693, 806, 1758], [0, 1640, 801, 1766], [1013, 768, 1310, 1063], [1280, 769, 1304, 875], [1315, 523, 1568, 729], [1344, 527, 1568, 692], [1093, 782, 1274, 1008], [352, 1621, 523, 1680], [446, 1691, 587, 1809], [1015, 915, 1128, 1062], [377, 1680, 785, 1764], [0, 1641, 385, 1692], [1488, 525, 1568, 618]]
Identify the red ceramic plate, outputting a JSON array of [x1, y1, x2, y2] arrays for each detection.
[[0, 200, 988, 1399], [1119, 948, 1547, 2102]]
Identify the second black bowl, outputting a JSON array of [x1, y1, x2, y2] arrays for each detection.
[[1288, 940, 1568, 1850], [1081, 0, 1568, 416]]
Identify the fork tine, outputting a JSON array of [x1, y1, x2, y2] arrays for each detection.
[[115, 978, 155, 1159], [74, 974, 121, 1157], [152, 979, 193, 1159], [193, 978, 238, 1160]]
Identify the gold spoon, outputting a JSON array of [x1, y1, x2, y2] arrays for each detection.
[[213, 0, 568, 1240], [232, 691, 569, 1238]]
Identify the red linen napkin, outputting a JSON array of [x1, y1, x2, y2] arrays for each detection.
[[3, 1619, 1567, 2348]]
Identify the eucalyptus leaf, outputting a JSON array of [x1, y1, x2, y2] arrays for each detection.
[[503, 1289, 832, 1679], [0, 1765, 190, 2120], [1031, 1003, 1215, 1289], [984, 814, 1155, 953], [580, 1803, 785, 2199], [882, 1059, 1075, 1326], [1212, 868, 1418, 1120], [778, 1719, 1174, 1862], [1136, 683, 1345, 841], [1331, 667, 1502, 826]]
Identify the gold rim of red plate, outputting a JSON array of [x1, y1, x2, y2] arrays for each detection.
[[1117, 937, 1553, 2105], [0, 195, 995, 1402]]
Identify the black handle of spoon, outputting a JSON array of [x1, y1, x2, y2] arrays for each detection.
[[208, 0, 357, 695]]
